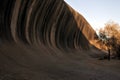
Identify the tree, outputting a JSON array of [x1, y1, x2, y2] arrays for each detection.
[[98, 21, 120, 59]]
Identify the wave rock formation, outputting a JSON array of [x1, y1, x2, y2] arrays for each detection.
[[0, 0, 96, 48], [0, 0, 101, 80]]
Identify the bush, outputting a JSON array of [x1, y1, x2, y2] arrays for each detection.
[[98, 21, 120, 58]]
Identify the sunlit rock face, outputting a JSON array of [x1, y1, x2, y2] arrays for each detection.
[[0, 0, 98, 79], [0, 0, 96, 50]]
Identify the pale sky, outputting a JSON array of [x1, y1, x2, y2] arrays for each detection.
[[65, 0, 120, 31]]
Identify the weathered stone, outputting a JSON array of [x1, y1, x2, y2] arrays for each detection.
[[0, 0, 96, 50]]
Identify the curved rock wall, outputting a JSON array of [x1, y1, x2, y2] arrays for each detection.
[[0, 0, 100, 79], [0, 0, 96, 51]]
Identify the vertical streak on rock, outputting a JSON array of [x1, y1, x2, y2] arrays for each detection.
[[11, 0, 21, 42], [50, 1, 64, 48], [16, 0, 29, 44], [25, 0, 36, 44], [0, 0, 15, 41]]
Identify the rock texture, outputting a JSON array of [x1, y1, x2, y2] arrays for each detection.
[[0, 0, 96, 49], [0, 0, 105, 80]]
